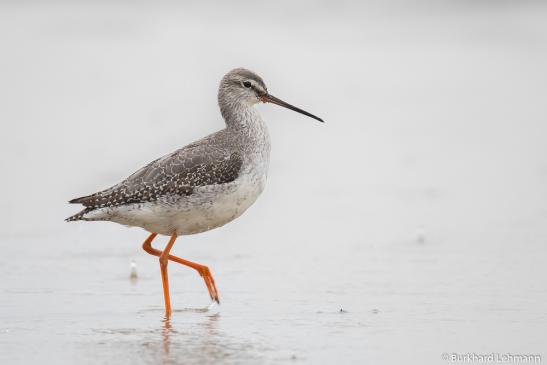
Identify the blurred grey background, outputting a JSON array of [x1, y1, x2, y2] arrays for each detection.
[[1, 1, 546, 364]]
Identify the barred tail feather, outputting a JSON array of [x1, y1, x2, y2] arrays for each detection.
[[65, 207, 113, 222], [65, 208, 93, 222]]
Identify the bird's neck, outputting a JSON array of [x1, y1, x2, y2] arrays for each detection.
[[220, 99, 265, 133], [220, 99, 270, 166]]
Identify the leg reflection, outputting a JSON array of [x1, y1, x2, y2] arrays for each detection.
[[159, 313, 223, 364], [161, 317, 173, 359]]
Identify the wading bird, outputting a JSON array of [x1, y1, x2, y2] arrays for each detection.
[[66, 68, 323, 317]]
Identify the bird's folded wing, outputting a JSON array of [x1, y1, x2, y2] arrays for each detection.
[[69, 143, 243, 209]]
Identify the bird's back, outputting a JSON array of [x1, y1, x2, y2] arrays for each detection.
[[66, 129, 244, 222]]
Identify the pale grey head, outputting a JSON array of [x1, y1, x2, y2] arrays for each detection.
[[218, 68, 324, 125]]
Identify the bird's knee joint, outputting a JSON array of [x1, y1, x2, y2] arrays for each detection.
[[199, 266, 211, 277], [159, 256, 168, 268]]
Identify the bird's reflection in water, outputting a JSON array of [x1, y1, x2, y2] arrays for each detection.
[[160, 317, 172, 359], [158, 313, 221, 360], [93, 308, 261, 364], [156, 311, 243, 365]]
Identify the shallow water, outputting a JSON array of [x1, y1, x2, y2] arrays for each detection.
[[1, 1, 547, 364], [2, 220, 546, 364]]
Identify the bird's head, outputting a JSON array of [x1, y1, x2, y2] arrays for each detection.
[[219, 68, 324, 123]]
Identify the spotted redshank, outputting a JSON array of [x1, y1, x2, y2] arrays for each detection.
[[66, 68, 323, 317]]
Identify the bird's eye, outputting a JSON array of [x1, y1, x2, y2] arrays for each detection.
[[243, 81, 252, 88]]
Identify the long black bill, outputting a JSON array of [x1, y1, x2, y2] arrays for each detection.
[[261, 94, 324, 123]]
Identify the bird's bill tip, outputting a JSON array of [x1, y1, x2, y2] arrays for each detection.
[[260, 94, 324, 123]]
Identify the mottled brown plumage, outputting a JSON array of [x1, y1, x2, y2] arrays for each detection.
[[66, 131, 243, 221]]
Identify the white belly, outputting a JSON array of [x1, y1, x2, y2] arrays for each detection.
[[100, 172, 266, 236]]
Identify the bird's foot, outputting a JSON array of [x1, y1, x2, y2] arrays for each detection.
[[198, 266, 220, 304]]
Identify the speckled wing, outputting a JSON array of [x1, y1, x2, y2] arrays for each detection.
[[67, 137, 242, 216]]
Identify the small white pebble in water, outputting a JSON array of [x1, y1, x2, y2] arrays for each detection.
[[129, 260, 138, 280]]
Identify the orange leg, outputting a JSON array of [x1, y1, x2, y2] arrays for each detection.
[[142, 233, 220, 314], [159, 233, 177, 317]]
